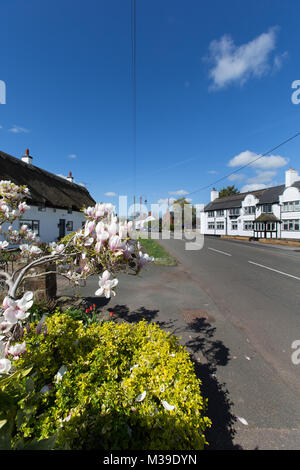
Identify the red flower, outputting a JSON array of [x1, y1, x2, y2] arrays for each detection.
[[85, 309, 89, 313], [110, 311, 114, 317]]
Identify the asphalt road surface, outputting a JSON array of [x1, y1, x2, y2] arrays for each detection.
[[159, 235, 300, 449]]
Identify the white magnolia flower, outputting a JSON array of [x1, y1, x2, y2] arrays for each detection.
[[0, 241, 9, 250], [161, 400, 175, 411], [19, 244, 42, 255], [95, 270, 118, 298], [0, 358, 12, 374], [29, 245, 43, 255], [138, 251, 154, 267], [135, 391, 146, 402], [50, 243, 65, 255], [55, 365, 68, 383]]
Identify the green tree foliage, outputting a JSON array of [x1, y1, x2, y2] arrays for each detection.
[[218, 185, 240, 198]]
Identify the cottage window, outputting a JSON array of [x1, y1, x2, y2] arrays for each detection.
[[66, 221, 73, 231], [38, 203, 46, 212], [216, 210, 224, 217], [229, 208, 240, 216], [282, 201, 300, 212], [282, 219, 300, 231], [216, 222, 224, 230], [207, 223, 215, 230], [261, 204, 272, 213], [20, 220, 40, 236], [231, 222, 238, 230], [244, 221, 254, 231], [244, 206, 255, 215], [207, 211, 214, 218]]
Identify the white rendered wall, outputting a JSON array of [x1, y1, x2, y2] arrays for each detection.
[[1, 205, 85, 243]]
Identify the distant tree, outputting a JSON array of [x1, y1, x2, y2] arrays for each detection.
[[172, 198, 197, 229], [219, 185, 240, 198]]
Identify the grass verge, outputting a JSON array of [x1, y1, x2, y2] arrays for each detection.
[[139, 237, 177, 266]]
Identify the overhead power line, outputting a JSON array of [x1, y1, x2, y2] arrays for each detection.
[[186, 131, 300, 198], [131, 0, 136, 204]]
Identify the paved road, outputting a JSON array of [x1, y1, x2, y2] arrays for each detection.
[[158, 235, 300, 449]]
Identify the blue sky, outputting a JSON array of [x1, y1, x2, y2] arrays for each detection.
[[0, 0, 300, 209]]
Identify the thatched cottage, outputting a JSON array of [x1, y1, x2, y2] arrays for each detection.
[[0, 149, 95, 242]]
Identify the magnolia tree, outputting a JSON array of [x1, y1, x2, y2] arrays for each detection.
[[0, 180, 153, 375]]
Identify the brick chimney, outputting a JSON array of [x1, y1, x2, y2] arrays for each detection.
[[67, 171, 74, 183], [21, 148, 33, 165]]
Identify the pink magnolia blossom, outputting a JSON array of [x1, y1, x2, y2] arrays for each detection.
[[109, 235, 124, 252], [3, 291, 34, 326], [84, 220, 96, 237], [18, 202, 29, 214], [8, 341, 26, 360]]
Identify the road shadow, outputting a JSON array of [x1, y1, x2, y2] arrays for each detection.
[[185, 317, 242, 450], [106, 304, 160, 324]]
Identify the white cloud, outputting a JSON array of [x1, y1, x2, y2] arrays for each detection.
[[247, 170, 277, 184], [228, 150, 289, 170], [273, 51, 288, 70], [105, 192, 117, 197], [206, 27, 280, 89], [227, 173, 246, 182], [207, 170, 218, 174], [241, 183, 267, 193], [9, 124, 30, 134], [168, 189, 188, 196], [157, 197, 176, 205], [68, 154, 77, 159]]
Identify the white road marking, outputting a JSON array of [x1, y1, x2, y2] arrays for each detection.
[[208, 247, 232, 257], [248, 261, 300, 281]]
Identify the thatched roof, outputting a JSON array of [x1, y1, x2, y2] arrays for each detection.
[[0, 150, 95, 211], [254, 213, 280, 223]]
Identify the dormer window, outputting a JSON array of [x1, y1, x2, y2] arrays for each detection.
[[244, 206, 255, 215], [261, 204, 272, 213]]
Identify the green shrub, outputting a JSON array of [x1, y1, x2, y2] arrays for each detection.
[[62, 305, 98, 326], [10, 314, 211, 450]]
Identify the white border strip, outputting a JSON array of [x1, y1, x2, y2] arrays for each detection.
[[248, 261, 300, 281]]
